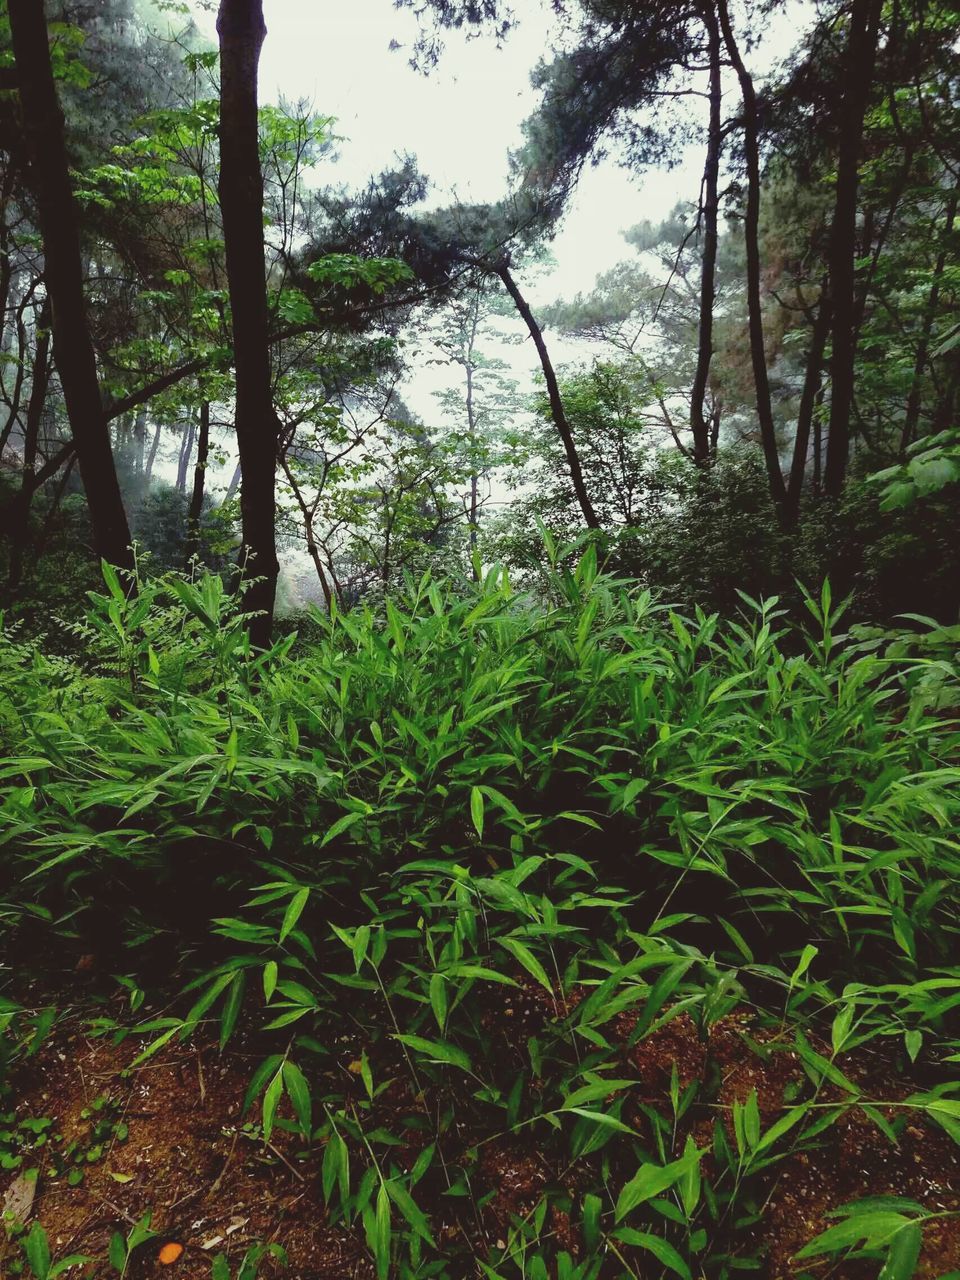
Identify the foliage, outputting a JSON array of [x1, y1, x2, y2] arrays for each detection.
[[1, 553, 959, 1276]]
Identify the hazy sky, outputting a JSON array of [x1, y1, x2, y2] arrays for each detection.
[[177, 0, 809, 574], [188, 0, 737, 295]]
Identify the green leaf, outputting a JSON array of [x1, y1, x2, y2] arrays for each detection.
[[470, 786, 485, 839], [320, 811, 364, 846], [878, 1224, 923, 1280], [261, 1068, 284, 1142], [386, 1179, 436, 1245], [282, 1060, 312, 1136], [610, 1229, 692, 1280], [108, 1232, 127, 1273], [795, 1211, 914, 1259], [211, 1256, 231, 1280], [498, 936, 553, 993], [566, 1107, 635, 1134], [219, 971, 245, 1050], [616, 1146, 703, 1221], [24, 1221, 51, 1280], [243, 1053, 284, 1115], [371, 1182, 391, 1280], [393, 1034, 471, 1072], [279, 888, 309, 943], [263, 960, 278, 1004]]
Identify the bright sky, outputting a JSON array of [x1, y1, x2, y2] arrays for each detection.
[[188, 0, 732, 295], [177, 0, 809, 593]]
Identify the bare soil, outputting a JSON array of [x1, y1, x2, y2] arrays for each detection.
[[2, 999, 958, 1279]]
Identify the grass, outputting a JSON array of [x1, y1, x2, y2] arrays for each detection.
[[1, 543, 959, 1278]]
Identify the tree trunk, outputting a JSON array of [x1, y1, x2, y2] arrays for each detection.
[[217, 0, 278, 646], [176, 414, 196, 492], [812, 388, 824, 497], [495, 261, 600, 530], [716, 0, 787, 519], [824, 0, 883, 497], [466, 360, 480, 544], [786, 292, 832, 524], [690, 4, 722, 464], [900, 187, 957, 454], [8, 0, 133, 569], [7, 297, 52, 591], [133, 407, 147, 477], [184, 399, 210, 567], [278, 454, 333, 612], [143, 420, 163, 488], [224, 460, 242, 503]]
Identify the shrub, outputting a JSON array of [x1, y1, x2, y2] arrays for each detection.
[[1, 548, 958, 1277]]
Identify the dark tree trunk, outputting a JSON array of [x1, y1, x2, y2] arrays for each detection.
[[716, 0, 787, 519], [8, 0, 133, 569], [786, 292, 832, 525], [217, 0, 278, 646], [495, 261, 600, 530], [824, 0, 883, 497], [690, 4, 722, 464], [812, 388, 824, 497], [466, 359, 480, 555], [900, 188, 957, 454], [184, 399, 210, 567], [7, 297, 52, 591]]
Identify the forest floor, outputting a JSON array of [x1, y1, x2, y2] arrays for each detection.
[[3, 981, 959, 1280]]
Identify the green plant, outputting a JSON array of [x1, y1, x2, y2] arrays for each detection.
[[0, 551, 958, 1277], [45, 1095, 128, 1188], [107, 1211, 156, 1278], [794, 1196, 960, 1278], [210, 1243, 287, 1280], [19, 1223, 90, 1280]]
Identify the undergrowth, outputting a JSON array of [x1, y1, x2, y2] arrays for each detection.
[[1, 544, 959, 1278]]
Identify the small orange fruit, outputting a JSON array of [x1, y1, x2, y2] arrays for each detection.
[[158, 1241, 184, 1265]]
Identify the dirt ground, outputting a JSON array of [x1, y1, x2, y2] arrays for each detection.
[[2, 1002, 959, 1279]]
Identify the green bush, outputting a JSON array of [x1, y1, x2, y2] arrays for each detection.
[[1, 548, 959, 1278]]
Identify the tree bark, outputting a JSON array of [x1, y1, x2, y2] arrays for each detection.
[[184, 399, 210, 567], [7, 297, 52, 591], [217, 0, 278, 646], [900, 187, 957, 454], [786, 292, 832, 525], [176, 414, 196, 493], [823, 0, 883, 496], [716, 0, 787, 519], [143, 420, 163, 489], [495, 261, 600, 530], [690, 4, 722, 464], [8, 0, 133, 569]]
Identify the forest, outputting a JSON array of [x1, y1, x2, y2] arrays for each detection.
[[0, 0, 959, 1276]]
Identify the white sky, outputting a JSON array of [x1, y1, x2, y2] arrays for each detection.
[[184, 0, 808, 359], [176, 0, 808, 593], [189, 0, 729, 293]]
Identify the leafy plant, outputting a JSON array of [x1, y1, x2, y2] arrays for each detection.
[[0, 552, 958, 1277]]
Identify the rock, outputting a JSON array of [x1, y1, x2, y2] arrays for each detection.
[[3, 1169, 38, 1225]]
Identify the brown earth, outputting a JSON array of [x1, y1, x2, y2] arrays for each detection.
[[1, 1000, 958, 1279]]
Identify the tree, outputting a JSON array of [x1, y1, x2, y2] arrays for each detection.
[[8, 0, 133, 569], [716, 0, 787, 518], [216, 0, 278, 644], [689, 3, 722, 464], [823, 0, 884, 496], [429, 280, 519, 561]]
